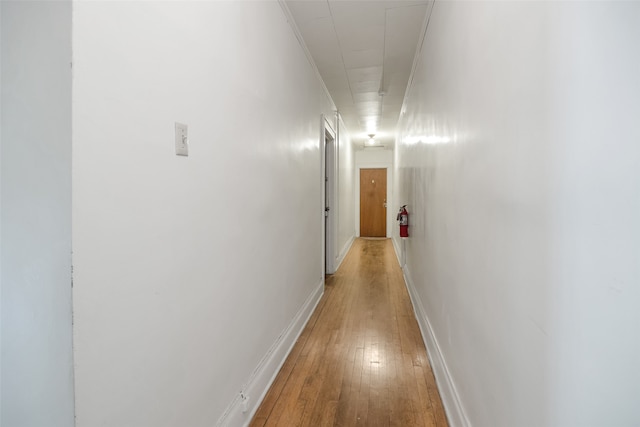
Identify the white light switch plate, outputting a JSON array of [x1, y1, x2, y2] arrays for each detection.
[[175, 122, 188, 156]]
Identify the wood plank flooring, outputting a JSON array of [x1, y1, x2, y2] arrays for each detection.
[[250, 238, 448, 427]]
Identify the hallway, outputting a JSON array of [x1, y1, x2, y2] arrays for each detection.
[[4, 1, 640, 425], [251, 238, 448, 426]]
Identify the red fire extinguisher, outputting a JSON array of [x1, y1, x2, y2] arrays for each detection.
[[397, 205, 409, 237]]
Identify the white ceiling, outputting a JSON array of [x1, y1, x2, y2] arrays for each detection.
[[285, 0, 429, 148]]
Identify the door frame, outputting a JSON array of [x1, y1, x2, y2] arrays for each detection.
[[320, 114, 338, 277], [358, 168, 388, 238], [355, 159, 393, 238]]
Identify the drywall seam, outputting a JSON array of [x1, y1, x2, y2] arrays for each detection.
[[400, 262, 470, 427], [216, 279, 324, 427]]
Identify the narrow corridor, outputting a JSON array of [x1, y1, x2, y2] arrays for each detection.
[[251, 238, 448, 426]]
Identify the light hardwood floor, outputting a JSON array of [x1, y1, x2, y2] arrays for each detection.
[[250, 238, 448, 427]]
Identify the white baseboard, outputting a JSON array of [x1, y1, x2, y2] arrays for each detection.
[[334, 235, 355, 272], [215, 279, 325, 427], [391, 236, 403, 267], [401, 266, 470, 427]]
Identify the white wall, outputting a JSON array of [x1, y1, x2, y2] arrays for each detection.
[[1, 2, 74, 426], [355, 149, 394, 237], [0, 3, 3, 419], [395, 2, 640, 426], [335, 117, 355, 267], [72, 2, 338, 426], [0, 3, 3, 421]]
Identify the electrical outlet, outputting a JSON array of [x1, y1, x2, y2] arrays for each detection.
[[175, 122, 188, 156]]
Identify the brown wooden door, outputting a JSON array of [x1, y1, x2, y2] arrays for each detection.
[[360, 168, 387, 237]]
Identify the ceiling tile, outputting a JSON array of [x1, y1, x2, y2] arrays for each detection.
[[352, 91, 382, 103], [286, 0, 332, 24], [346, 65, 383, 82], [342, 49, 383, 69], [351, 80, 381, 93], [286, 0, 430, 147]]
